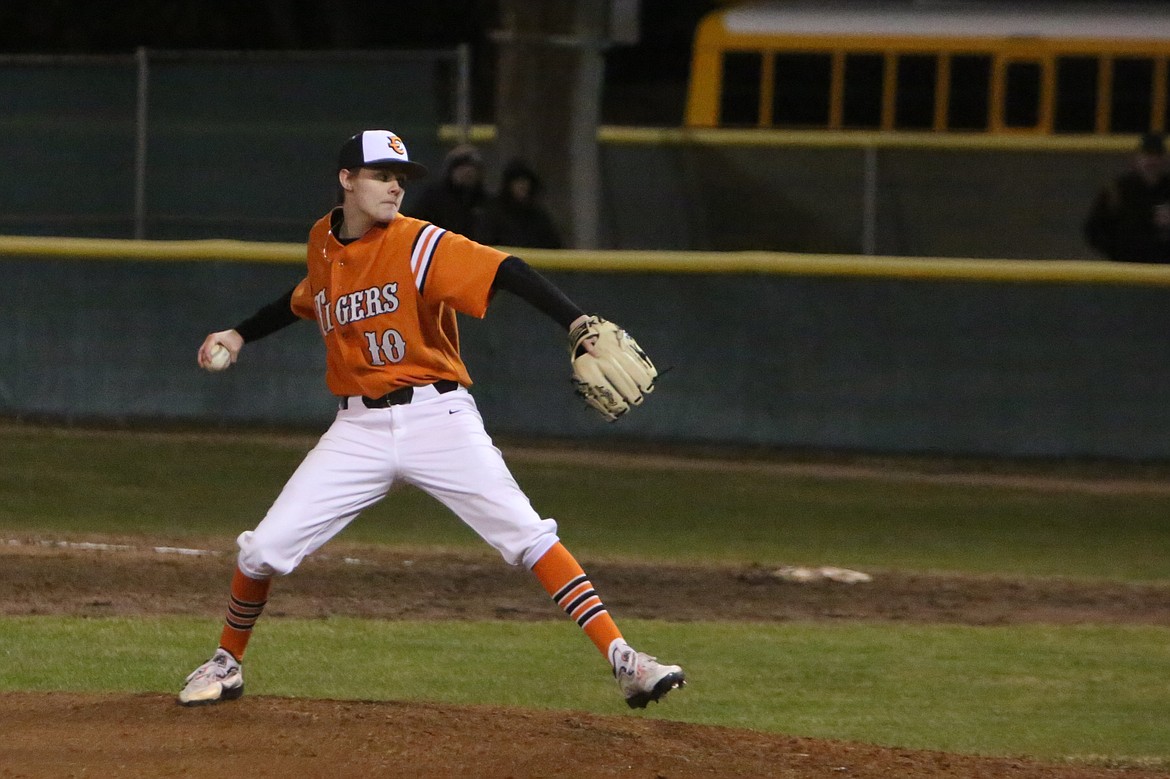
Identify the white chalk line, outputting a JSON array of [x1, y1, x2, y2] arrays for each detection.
[[3, 537, 369, 565]]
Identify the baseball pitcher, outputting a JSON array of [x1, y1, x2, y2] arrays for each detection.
[[179, 130, 684, 711]]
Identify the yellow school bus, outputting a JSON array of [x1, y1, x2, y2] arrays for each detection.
[[685, 2, 1170, 134]]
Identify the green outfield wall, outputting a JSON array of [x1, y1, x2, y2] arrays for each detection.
[[3, 238, 1169, 460]]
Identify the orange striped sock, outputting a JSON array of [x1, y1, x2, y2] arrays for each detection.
[[531, 542, 623, 660], [217, 566, 271, 662]]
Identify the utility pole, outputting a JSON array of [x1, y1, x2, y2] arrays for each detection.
[[493, 0, 615, 248]]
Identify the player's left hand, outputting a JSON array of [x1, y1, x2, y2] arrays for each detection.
[[568, 315, 657, 422]]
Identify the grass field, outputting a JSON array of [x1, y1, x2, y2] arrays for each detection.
[[2, 423, 1169, 579], [1, 422, 1168, 766], [3, 617, 1168, 762]]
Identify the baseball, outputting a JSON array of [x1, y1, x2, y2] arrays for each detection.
[[205, 344, 232, 372]]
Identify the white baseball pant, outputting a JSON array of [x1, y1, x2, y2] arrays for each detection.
[[236, 385, 561, 577]]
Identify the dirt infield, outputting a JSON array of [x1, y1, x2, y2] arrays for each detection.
[[2, 537, 1169, 778], [3, 537, 1170, 626]]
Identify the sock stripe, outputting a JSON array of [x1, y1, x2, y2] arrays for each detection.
[[227, 607, 263, 623], [223, 608, 258, 626], [561, 580, 593, 600], [552, 575, 608, 627], [552, 575, 588, 604], [563, 588, 597, 615], [225, 593, 268, 633], [569, 595, 602, 621], [576, 604, 607, 628], [229, 598, 266, 610]]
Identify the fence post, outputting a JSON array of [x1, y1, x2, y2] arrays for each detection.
[[455, 44, 472, 145], [862, 144, 877, 255], [134, 47, 149, 240]]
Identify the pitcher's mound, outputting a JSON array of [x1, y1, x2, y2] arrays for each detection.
[[2, 692, 1163, 779]]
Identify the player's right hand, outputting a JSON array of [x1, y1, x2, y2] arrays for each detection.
[[197, 329, 244, 369]]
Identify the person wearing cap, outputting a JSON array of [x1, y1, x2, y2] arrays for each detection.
[[404, 142, 490, 240], [179, 130, 686, 711], [1084, 132, 1170, 263]]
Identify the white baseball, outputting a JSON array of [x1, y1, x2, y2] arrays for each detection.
[[205, 344, 232, 372]]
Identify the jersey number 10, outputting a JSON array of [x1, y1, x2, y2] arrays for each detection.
[[363, 329, 406, 365]]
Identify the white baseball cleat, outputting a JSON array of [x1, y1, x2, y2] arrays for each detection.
[[612, 645, 686, 709], [178, 648, 244, 706]]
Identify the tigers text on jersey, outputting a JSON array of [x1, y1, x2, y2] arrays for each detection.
[[290, 210, 508, 398]]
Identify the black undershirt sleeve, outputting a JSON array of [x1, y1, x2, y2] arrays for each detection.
[[492, 256, 585, 330], [233, 286, 300, 342]]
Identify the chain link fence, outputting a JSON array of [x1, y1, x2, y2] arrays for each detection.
[[0, 48, 469, 242]]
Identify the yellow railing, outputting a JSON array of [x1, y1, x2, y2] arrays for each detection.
[[441, 123, 1138, 152], [5, 234, 1170, 286]]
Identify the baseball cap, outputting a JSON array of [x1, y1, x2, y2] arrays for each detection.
[[337, 130, 429, 178]]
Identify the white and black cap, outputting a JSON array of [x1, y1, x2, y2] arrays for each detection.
[[337, 130, 428, 179]]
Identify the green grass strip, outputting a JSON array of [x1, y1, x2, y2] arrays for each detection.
[[1, 616, 1166, 765], [2, 425, 1170, 580]]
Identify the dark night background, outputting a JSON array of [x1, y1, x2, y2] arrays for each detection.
[[0, 0, 721, 125], [2, 1, 1167, 126]]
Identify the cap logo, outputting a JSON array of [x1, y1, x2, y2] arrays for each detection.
[[342, 130, 426, 177]]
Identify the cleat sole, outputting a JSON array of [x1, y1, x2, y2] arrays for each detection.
[[177, 681, 244, 707], [625, 671, 686, 709]]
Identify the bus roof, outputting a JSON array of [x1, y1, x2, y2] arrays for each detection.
[[715, 2, 1170, 42]]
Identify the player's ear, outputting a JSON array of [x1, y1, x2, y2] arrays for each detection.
[[338, 169, 356, 192]]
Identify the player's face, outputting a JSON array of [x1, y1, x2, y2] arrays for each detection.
[[345, 167, 407, 224]]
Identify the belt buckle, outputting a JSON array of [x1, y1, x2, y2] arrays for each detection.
[[363, 386, 414, 408]]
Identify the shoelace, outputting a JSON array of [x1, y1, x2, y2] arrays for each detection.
[[187, 656, 235, 683]]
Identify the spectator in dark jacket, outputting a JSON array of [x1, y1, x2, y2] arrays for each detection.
[[1084, 133, 1170, 263], [481, 159, 563, 249], [406, 144, 489, 239]]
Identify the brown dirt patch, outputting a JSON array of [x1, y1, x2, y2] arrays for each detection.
[[2, 536, 1169, 626], [2, 536, 1169, 778], [3, 691, 1166, 779]]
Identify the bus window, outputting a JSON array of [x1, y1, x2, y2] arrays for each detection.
[[687, 5, 1170, 135], [773, 52, 832, 127], [1003, 60, 1043, 129], [842, 54, 884, 128], [719, 51, 763, 126], [896, 54, 938, 130], [1112, 58, 1155, 133], [1055, 57, 1098, 133], [948, 55, 991, 130]]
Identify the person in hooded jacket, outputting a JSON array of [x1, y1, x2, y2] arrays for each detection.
[[1084, 132, 1170, 263], [406, 144, 490, 240], [481, 158, 563, 249]]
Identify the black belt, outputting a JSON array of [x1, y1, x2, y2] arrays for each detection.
[[340, 380, 460, 409]]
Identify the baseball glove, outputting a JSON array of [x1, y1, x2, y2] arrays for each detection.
[[568, 315, 657, 422]]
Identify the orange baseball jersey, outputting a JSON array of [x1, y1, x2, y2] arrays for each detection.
[[289, 211, 509, 398]]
